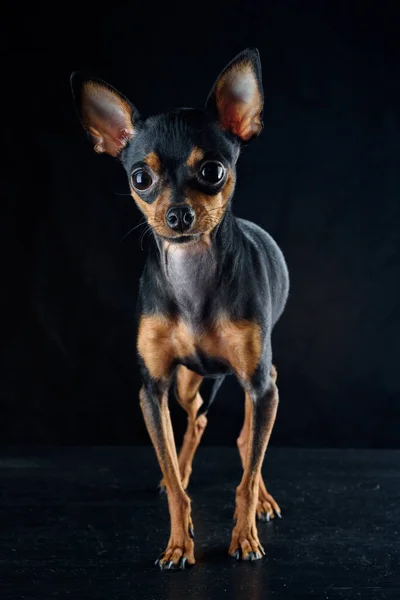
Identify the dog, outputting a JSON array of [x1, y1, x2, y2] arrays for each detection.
[[71, 48, 289, 570]]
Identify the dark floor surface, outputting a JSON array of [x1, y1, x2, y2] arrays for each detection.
[[0, 447, 399, 600]]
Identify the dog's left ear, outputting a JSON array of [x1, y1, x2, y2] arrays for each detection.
[[70, 72, 139, 157], [206, 48, 264, 143]]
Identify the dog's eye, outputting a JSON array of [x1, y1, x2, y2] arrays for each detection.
[[199, 161, 225, 184], [131, 168, 153, 191]]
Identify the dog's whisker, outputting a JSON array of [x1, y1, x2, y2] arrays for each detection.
[[120, 219, 147, 241], [139, 225, 153, 251]]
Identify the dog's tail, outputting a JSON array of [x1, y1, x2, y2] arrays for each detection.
[[195, 375, 225, 418]]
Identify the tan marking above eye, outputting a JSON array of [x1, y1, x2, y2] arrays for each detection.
[[137, 314, 262, 382], [186, 147, 205, 168], [144, 151, 162, 173]]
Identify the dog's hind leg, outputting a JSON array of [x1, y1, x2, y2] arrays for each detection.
[[160, 367, 223, 491], [159, 366, 204, 491]]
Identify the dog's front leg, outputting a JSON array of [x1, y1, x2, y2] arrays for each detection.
[[236, 364, 281, 521], [229, 372, 279, 561], [140, 381, 195, 570]]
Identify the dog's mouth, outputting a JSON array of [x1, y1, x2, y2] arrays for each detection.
[[160, 233, 204, 244]]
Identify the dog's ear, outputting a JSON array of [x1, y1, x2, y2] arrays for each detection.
[[206, 48, 264, 143], [70, 73, 140, 156]]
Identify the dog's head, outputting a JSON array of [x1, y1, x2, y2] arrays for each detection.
[[71, 49, 264, 243]]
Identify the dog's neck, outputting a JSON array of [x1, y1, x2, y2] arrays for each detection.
[[153, 210, 239, 322]]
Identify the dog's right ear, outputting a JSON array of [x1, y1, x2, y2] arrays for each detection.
[[70, 73, 140, 157]]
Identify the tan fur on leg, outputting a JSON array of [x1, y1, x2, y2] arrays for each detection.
[[230, 381, 279, 559], [236, 365, 281, 521], [160, 366, 206, 491]]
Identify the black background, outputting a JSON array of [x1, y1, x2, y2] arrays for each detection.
[[1, 1, 399, 447]]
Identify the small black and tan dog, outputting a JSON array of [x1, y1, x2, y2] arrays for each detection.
[[71, 48, 289, 569]]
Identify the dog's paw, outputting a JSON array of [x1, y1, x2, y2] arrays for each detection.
[[155, 520, 195, 571], [155, 537, 195, 570], [155, 547, 195, 570], [229, 524, 265, 561], [256, 490, 281, 522]]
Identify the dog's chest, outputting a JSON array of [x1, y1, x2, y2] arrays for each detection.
[[137, 313, 262, 382], [164, 245, 217, 320]]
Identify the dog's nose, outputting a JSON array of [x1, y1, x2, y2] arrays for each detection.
[[166, 205, 195, 232]]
